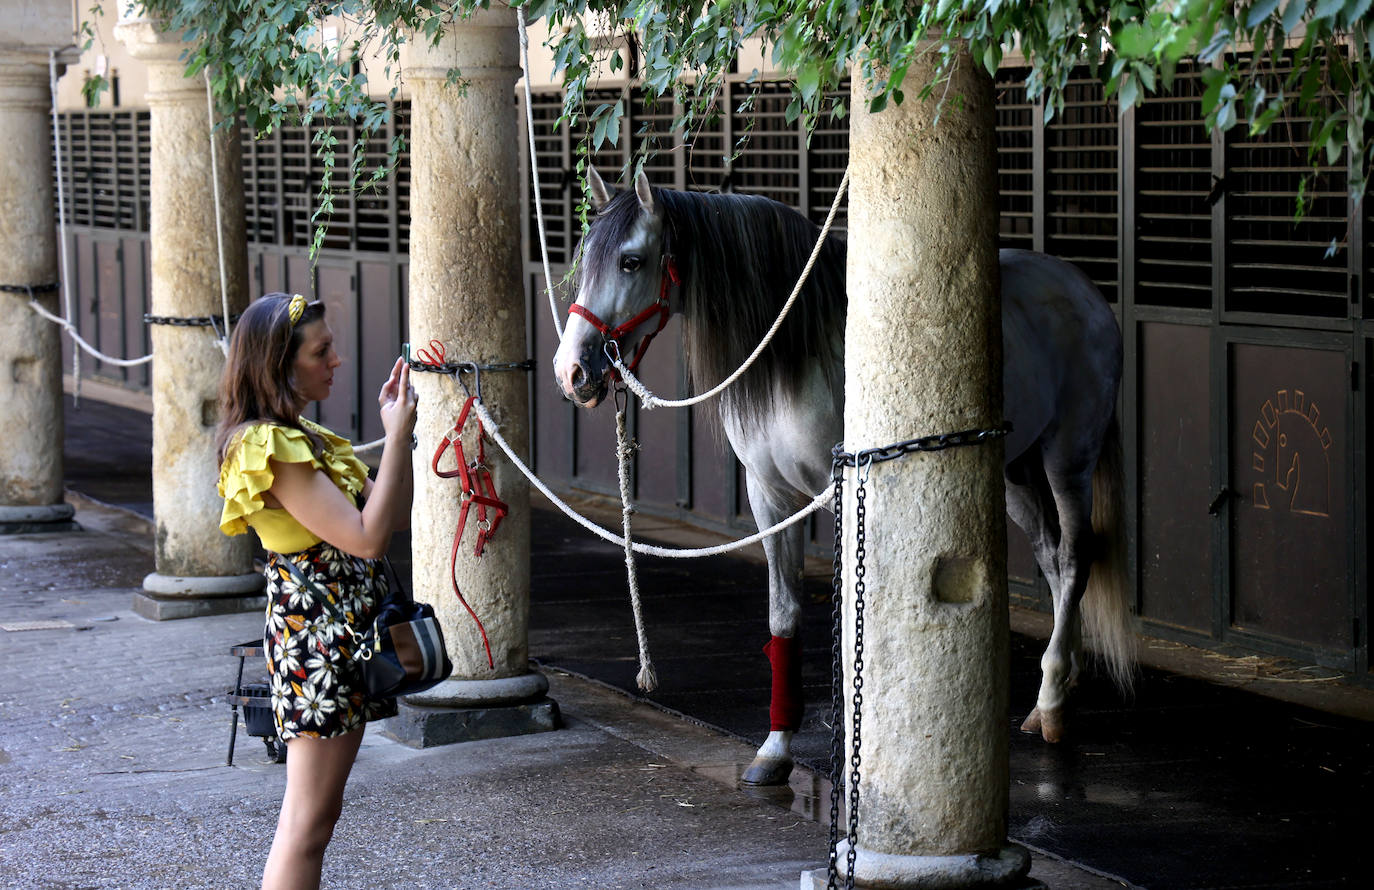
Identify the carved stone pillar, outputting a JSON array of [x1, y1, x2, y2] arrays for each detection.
[[803, 47, 1039, 889], [0, 2, 76, 534], [115, 11, 260, 619], [388, 5, 555, 747]]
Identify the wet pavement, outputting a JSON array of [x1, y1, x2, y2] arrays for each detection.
[[13, 392, 1372, 888], [524, 506, 1374, 890]]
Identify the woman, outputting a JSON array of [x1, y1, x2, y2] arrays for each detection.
[[216, 292, 417, 890]]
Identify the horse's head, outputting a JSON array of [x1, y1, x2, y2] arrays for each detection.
[[553, 167, 676, 408]]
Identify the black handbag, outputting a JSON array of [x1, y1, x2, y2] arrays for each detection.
[[280, 556, 453, 699]]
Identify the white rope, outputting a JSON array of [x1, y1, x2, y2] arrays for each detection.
[[612, 167, 850, 410], [204, 68, 232, 356], [39, 51, 153, 374], [516, 6, 563, 340], [49, 50, 81, 401], [614, 403, 656, 691], [513, 7, 849, 419], [353, 436, 386, 454], [470, 398, 829, 558], [26, 299, 155, 367]]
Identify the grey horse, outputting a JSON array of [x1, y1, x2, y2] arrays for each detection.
[[553, 168, 1135, 785]]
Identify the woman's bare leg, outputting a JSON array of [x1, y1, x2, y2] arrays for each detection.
[[261, 728, 364, 890]]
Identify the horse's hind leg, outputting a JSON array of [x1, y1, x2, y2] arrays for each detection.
[[741, 478, 806, 787], [1023, 463, 1096, 743], [1006, 452, 1069, 741]]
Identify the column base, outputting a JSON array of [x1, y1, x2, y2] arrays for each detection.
[[800, 844, 1039, 890], [383, 672, 559, 748], [134, 571, 265, 621], [0, 503, 78, 535]]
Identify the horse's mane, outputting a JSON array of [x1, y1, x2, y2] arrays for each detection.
[[582, 187, 848, 418]]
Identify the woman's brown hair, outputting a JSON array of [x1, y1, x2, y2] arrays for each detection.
[[215, 293, 328, 466]]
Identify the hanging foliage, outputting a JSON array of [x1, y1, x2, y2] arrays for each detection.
[[117, 1, 1373, 252]]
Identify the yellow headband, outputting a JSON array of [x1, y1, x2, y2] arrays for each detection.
[[287, 294, 307, 326]]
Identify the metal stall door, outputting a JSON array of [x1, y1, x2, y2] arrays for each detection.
[[311, 262, 360, 442], [1225, 334, 1355, 664], [355, 260, 405, 446], [1137, 322, 1214, 634]]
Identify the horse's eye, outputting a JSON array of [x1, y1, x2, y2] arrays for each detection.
[[619, 255, 642, 273]]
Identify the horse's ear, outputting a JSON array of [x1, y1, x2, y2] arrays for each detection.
[[634, 170, 655, 213], [588, 167, 612, 212]]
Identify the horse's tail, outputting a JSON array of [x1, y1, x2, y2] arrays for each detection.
[[1082, 412, 1138, 695]]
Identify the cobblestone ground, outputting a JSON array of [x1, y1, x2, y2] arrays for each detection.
[[0, 508, 830, 890]]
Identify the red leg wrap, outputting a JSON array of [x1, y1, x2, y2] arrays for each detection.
[[764, 635, 804, 732]]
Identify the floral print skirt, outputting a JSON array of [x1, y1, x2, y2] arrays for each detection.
[[263, 541, 398, 740]]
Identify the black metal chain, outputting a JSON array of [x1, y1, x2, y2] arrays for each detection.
[[406, 359, 536, 376], [406, 358, 537, 402], [832, 424, 1010, 469], [846, 464, 867, 885], [143, 313, 241, 327], [0, 282, 60, 295], [826, 460, 846, 890], [824, 422, 1008, 889]]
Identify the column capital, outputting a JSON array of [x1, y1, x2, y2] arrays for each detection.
[[112, 15, 185, 63], [0, 47, 79, 112], [406, 5, 519, 84], [113, 18, 204, 105]]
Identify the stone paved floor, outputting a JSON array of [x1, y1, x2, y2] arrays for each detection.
[[36, 392, 1374, 889], [0, 513, 831, 889], [1, 500, 1124, 890]]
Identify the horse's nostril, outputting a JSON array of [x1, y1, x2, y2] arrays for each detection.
[[570, 365, 584, 388]]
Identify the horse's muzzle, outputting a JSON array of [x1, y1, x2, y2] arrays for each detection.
[[553, 344, 611, 408], [568, 376, 609, 409]]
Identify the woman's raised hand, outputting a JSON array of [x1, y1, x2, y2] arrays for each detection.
[[378, 357, 418, 441]]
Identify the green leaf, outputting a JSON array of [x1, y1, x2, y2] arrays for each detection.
[[1119, 75, 1140, 111], [1345, 0, 1374, 26], [1312, 0, 1343, 18], [1281, 0, 1309, 31], [1115, 23, 1152, 58], [1247, 0, 1282, 27], [1136, 63, 1156, 94], [798, 63, 820, 104], [1200, 22, 1235, 62], [982, 41, 1000, 77]]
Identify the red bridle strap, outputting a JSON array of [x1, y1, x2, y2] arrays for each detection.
[[431, 394, 506, 668], [568, 258, 680, 377]]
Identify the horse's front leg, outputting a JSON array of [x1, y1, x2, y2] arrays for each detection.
[[740, 482, 807, 787]]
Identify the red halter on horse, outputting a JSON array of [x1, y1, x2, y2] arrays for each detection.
[[568, 257, 680, 380]]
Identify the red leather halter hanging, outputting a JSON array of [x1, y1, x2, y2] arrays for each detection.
[[431, 394, 507, 668], [568, 257, 680, 379]]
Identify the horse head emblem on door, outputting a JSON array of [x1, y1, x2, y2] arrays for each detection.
[[1250, 388, 1332, 518]]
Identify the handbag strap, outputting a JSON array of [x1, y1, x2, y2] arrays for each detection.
[[380, 556, 413, 605], [354, 492, 413, 606]]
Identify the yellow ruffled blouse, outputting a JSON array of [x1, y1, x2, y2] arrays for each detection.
[[217, 419, 369, 554]]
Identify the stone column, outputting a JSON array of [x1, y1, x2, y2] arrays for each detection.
[[0, 2, 77, 535], [803, 48, 1037, 889], [115, 12, 260, 619], [388, 5, 555, 747]]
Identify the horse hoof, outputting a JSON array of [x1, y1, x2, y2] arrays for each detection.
[[1020, 707, 1065, 743], [741, 757, 793, 787]]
